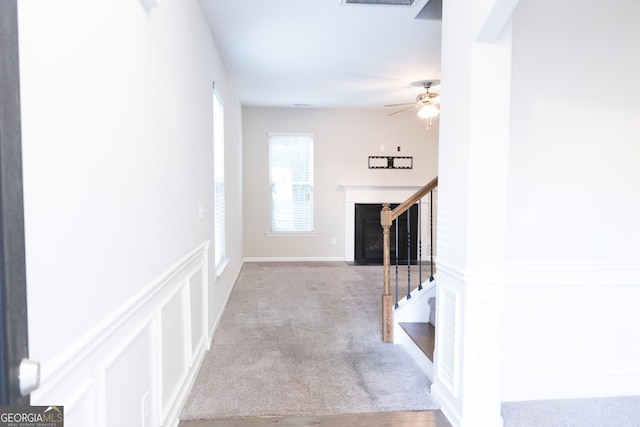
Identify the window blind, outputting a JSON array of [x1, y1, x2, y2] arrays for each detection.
[[269, 134, 314, 232], [213, 92, 225, 267]]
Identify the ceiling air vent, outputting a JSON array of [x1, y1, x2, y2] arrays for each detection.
[[342, 0, 415, 5]]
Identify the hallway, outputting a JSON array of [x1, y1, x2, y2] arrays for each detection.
[[180, 262, 439, 421]]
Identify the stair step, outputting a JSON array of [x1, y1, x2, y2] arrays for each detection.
[[399, 322, 435, 362]]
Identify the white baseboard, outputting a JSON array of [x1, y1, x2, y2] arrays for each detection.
[[243, 256, 345, 262], [209, 259, 244, 339]]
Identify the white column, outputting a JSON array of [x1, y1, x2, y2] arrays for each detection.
[[431, 0, 519, 425]]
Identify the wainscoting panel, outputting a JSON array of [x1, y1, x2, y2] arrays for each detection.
[[502, 285, 587, 378], [188, 271, 206, 365], [439, 287, 458, 395], [160, 286, 189, 423], [62, 381, 95, 427], [501, 261, 640, 401], [598, 284, 640, 375], [103, 321, 154, 427], [430, 261, 508, 427], [432, 262, 464, 399], [30, 242, 211, 427]]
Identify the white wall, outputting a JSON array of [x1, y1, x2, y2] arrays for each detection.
[[430, 0, 514, 424], [18, 0, 243, 425], [242, 107, 438, 259], [502, 0, 640, 400], [432, 0, 640, 423]]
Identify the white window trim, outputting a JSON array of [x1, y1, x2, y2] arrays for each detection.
[[268, 132, 315, 234], [213, 90, 226, 269], [264, 232, 318, 238], [214, 257, 230, 279]]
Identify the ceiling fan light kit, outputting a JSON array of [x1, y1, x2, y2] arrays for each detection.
[[418, 104, 439, 119], [385, 80, 440, 130]]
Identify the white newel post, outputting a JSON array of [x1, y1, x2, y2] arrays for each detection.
[[430, 0, 519, 426]]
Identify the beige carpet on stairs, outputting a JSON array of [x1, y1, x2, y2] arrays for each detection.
[[180, 262, 439, 420]]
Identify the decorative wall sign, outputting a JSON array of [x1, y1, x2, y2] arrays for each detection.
[[368, 156, 413, 169]]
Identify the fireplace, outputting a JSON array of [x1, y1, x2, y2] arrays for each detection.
[[353, 203, 418, 265], [340, 185, 426, 264]]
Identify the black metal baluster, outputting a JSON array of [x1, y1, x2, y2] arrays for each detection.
[[395, 217, 400, 308], [429, 190, 435, 282], [406, 209, 411, 300], [418, 199, 423, 291]]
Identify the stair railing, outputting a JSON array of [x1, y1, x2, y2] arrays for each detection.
[[380, 176, 438, 343]]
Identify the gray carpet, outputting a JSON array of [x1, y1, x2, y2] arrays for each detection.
[[181, 262, 439, 420], [502, 396, 640, 427]]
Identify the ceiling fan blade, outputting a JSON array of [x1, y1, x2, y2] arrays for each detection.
[[387, 105, 418, 116], [384, 102, 416, 107]]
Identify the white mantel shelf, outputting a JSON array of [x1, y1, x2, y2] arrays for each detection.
[[339, 185, 424, 190], [340, 185, 424, 203]]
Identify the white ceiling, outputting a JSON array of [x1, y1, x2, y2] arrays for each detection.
[[199, 0, 442, 109]]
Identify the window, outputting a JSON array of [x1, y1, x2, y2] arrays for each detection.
[[213, 91, 226, 270], [269, 134, 314, 233]]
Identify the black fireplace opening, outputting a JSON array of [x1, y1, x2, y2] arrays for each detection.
[[354, 203, 418, 265]]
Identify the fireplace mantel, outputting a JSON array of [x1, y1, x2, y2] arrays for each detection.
[[340, 185, 423, 203], [339, 185, 426, 262]]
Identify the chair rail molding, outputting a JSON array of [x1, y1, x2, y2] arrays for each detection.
[[31, 241, 211, 427]]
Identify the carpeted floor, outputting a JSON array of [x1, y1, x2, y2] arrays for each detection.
[[502, 395, 640, 427], [180, 262, 440, 420]]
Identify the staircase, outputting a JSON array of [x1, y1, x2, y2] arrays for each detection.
[[379, 177, 438, 382], [394, 281, 436, 382], [400, 322, 435, 362]]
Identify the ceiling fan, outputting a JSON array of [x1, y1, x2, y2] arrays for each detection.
[[385, 81, 441, 121]]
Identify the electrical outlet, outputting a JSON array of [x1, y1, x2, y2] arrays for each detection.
[[198, 202, 205, 221], [331, 237, 337, 246]]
